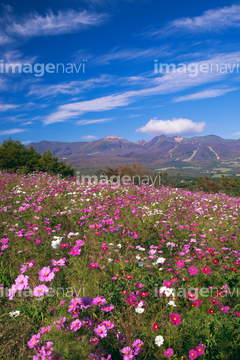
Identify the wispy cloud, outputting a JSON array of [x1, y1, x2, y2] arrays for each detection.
[[147, 4, 240, 37], [172, 87, 238, 102], [44, 51, 240, 125], [76, 118, 113, 125], [0, 128, 27, 135], [81, 135, 98, 140], [93, 45, 171, 65], [136, 118, 205, 136], [28, 75, 113, 98], [7, 9, 107, 38], [0, 104, 19, 111], [44, 93, 131, 125]]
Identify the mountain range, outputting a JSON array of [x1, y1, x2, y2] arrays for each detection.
[[28, 135, 240, 176]]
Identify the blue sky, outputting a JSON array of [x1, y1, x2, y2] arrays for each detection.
[[0, 0, 240, 143]]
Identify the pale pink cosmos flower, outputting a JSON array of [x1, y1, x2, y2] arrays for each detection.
[[33, 284, 49, 297], [38, 266, 55, 282], [51, 258, 66, 266]]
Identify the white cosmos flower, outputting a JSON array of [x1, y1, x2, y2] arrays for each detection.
[[159, 286, 167, 294], [135, 307, 144, 314], [9, 310, 20, 317], [116, 244, 122, 249], [108, 258, 113, 262], [136, 255, 141, 260], [168, 300, 177, 306], [155, 335, 164, 346], [156, 257, 166, 264], [159, 268, 163, 271], [165, 288, 173, 297]]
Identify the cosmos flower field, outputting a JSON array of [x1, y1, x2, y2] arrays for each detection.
[[0, 171, 240, 360]]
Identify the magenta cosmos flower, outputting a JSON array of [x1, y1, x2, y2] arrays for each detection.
[[33, 284, 49, 297], [196, 344, 205, 355], [189, 349, 198, 359], [170, 313, 181, 326], [70, 319, 82, 332], [188, 266, 198, 276], [38, 266, 55, 282], [70, 246, 81, 256], [201, 267, 212, 275], [163, 348, 174, 358]]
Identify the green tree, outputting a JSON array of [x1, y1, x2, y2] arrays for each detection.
[[0, 138, 75, 177]]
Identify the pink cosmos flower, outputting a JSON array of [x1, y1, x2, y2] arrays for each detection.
[[176, 260, 185, 269], [104, 320, 115, 329], [94, 325, 107, 338], [121, 347, 134, 360], [89, 337, 99, 344], [189, 349, 198, 359], [188, 266, 198, 276], [132, 339, 143, 355], [38, 266, 55, 282], [70, 319, 82, 332], [40, 326, 51, 334], [92, 296, 107, 306], [101, 304, 114, 312], [170, 313, 181, 326], [70, 246, 81, 256], [163, 348, 174, 358], [8, 284, 17, 300], [51, 258, 66, 266], [54, 316, 66, 329], [76, 239, 85, 246], [33, 284, 49, 297], [15, 275, 29, 290], [27, 333, 41, 348]]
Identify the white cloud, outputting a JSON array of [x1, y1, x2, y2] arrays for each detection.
[[21, 140, 32, 144], [7, 9, 107, 38], [172, 87, 238, 102], [81, 135, 98, 140], [148, 4, 240, 37], [0, 104, 19, 111], [0, 128, 27, 135], [76, 118, 113, 125], [136, 118, 205, 136]]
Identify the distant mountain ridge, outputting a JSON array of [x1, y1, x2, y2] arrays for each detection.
[[28, 135, 240, 174]]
